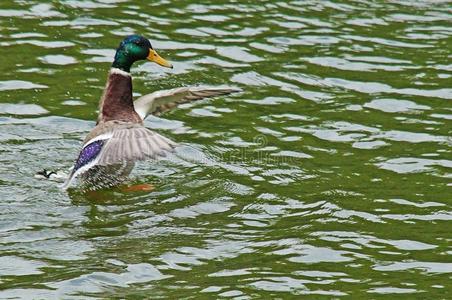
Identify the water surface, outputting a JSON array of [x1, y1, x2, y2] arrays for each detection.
[[0, 0, 451, 298]]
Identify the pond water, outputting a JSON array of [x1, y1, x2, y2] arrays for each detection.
[[0, 0, 451, 298]]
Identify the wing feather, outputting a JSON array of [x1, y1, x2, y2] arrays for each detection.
[[134, 86, 241, 119], [97, 126, 176, 165], [62, 124, 176, 189]]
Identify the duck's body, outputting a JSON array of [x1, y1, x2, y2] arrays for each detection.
[[97, 68, 141, 124], [61, 35, 238, 190]]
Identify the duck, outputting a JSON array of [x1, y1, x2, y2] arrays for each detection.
[[61, 35, 239, 190]]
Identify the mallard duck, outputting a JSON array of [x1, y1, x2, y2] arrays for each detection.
[[61, 35, 238, 190]]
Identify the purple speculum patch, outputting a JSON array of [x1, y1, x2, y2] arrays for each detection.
[[74, 140, 105, 172]]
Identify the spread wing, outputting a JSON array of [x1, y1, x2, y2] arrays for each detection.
[[134, 86, 241, 119], [62, 124, 175, 189]]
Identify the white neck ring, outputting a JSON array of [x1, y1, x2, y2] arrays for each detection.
[[110, 68, 131, 77]]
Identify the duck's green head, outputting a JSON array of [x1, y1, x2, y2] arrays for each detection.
[[112, 35, 172, 72]]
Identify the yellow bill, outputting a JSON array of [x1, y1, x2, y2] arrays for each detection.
[[147, 49, 173, 68]]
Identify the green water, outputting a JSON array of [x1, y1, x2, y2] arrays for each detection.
[[0, 0, 451, 298]]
